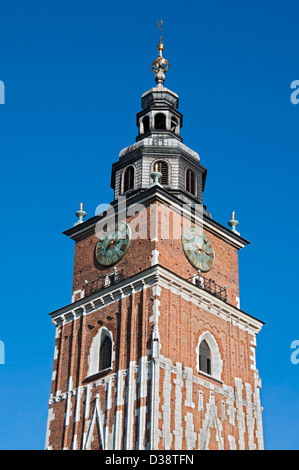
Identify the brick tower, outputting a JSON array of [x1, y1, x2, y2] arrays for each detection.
[[45, 33, 264, 450]]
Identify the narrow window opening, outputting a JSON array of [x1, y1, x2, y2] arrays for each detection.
[[155, 161, 168, 185], [123, 166, 134, 192], [186, 169, 196, 195], [154, 113, 166, 130], [143, 115, 149, 133], [99, 336, 112, 371], [199, 340, 211, 375], [170, 116, 178, 133]]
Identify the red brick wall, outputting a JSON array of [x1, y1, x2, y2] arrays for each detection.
[[48, 286, 155, 450], [47, 279, 260, 450], [158, 285, 254, 386], [72, 201, 240, 307], [46, 198, 261, 450]]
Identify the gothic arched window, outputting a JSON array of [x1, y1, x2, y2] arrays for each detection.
[[186, 169, 196, 195], [87, 327, 114, 379], [199, 340, 211, 375], [123, 166, 135, 192], [99, 336, 112, 371], [154, 160, 169, 185], [154, 113, 166, 130]]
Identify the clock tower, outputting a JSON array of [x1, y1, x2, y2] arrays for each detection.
[[45, 32, 264, 451]]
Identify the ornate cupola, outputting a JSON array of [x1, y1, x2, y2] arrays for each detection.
[[111, 25, 208, 209], [136, 31, 182, 143]]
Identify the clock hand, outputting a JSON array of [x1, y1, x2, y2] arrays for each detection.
[[195, 243, 203, 253], [194, 244, 213, 257]]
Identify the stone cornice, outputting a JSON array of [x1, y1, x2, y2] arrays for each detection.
[[63, 186, 249, 250], [49, 265, 263, 335], [156, 266, 264, 335], [49, 266, 159, 325], [118, 137, 200, 162]]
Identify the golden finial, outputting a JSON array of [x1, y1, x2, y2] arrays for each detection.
[[80, 202, 83, 211], [155, 163, 159, 172], [151, 19, 169, 86], [231, 211, 235, 220]]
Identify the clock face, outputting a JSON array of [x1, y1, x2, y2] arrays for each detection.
[[95, 222, 131, 266], [182, 226, 215, 272]]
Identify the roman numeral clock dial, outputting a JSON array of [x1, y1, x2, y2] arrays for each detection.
[[182, 226, 215, 272], [95, 222, 131, 266]]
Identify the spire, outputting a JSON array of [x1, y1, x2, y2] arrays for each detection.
[[151, 20, 170, 87]]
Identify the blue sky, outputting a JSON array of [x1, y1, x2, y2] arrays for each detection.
[[0, 0, 298, 450]]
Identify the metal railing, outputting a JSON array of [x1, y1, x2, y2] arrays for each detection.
[[187, 274, 227, 302], [82, 268, 227, 303], [83, 268, 123, 297]]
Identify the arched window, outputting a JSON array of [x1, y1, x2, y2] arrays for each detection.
[[197, 332, 223, 380], [154, 113, 166, 130], [154, 160, 169, 185], [199, 340, 211, 375], [99, 336, 112, 371], [123, 166, 134, 192], [87, 327, 114, 379], [186, 169, 196, 195], [143, 115, 150, 133]]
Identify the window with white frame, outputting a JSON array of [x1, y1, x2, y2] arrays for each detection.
[[196, 331, 223, 381], [87, 327, 114, 378]]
